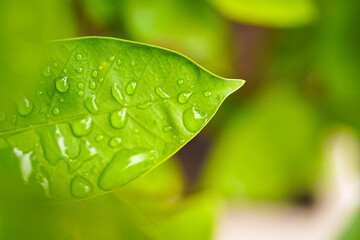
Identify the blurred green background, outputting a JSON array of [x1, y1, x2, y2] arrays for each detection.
[[0, 0, 360, 239]]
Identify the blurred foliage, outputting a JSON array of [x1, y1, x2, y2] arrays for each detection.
[[313, 0, 360, 129], [202, 85, 324, 201], [338, 208, 360, 240], [208, 0, 317, 27], [81, 0, 233, 76]]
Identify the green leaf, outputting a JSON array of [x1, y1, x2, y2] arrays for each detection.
[[0, 37, 244, 200], [208, 0, 317, 27]]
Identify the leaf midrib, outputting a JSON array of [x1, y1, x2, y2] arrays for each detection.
[[0, 90, 212, 137]]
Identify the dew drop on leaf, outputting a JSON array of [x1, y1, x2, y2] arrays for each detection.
[[109, 137, 122, 148], [163, 126, 172, 132], [78, 82, 84, 89], [70, 117, 93, 137], [71, 175, 93, 199], [126, 80, 138, 95], [203, 91, 212, 97], [89, 81, 97, 90], [99, 77, 104, 83], [13, 148, 33, 183], [110, 109, 127, 129], [116, 59, 121, 66], [98, 149, 157, 190], [52, 108, 60, 115], [108, 56, 115, 62], [137, 102, 152, 109], [75, 67, 84, 74], [130, 60, 135, 66], [84, 95, 99, 113], [155, 86, 170, 99], [98, 65, 103, 71], [177, 91, 192, 104], [182, 107, 208, 132], [92, 70, 98, 78], [55, 76, 69, 93], [17, 96, 33, 116], [111, 83, 126, 106], [11, 115, 17, 125], [95, 135, 104, 142], [77, 90, 84, 96], [75, 53, 82, 61], [177, 79, 184, 86], [42, 66, 51, 77]]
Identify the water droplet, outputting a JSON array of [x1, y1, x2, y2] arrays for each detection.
[[17, 96, 33, 116], [75, 53, 82, 61], [70, 117, 93, 137], [98, 149, 157, 190], [110, 109, 127, 129], [177, 91, 192, 104], [163, 126, 172, 132], [52, 108, 60, 115], [71, 175, 93, 199], [53, 62, 58, 68], [42, 66, 51, 77], [116, 59, 121, 66], [98, 65, 103, 71], [92, 70, 98, 78], [78, 82, 84, 89], [95, 135, 104, 142], [37, 125, 68, 166], [11, 115, 17, 125], [89, 81, 96, 90], [55, 76, 69, 93], [111, 83, 125, 106], [134, 128, 139, 134], [203, 91, 212, 97], [182, 107, 208, 132], [13, 148, 33, 183], [75, 67, 84, 74], [109, 137, 122, 148], [78, 90, 84, 96], [179, 139, 185, 144], [108, 56, 115, 62], [59, 98, 64, 103], [131, 60, 135, 66], [155, 86, 170, 99], [99, 77, 104, 83], [37, 90, 43, 96], [0, 112, 5, 121], [84, 95, 99, 113], [137, 102, 152, 109], [126, 81, 137, 95], [63, 69, 68, 74], [177, 79, 184, 86]]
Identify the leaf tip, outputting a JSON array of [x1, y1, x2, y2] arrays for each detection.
[[225, 78, 246, 93]]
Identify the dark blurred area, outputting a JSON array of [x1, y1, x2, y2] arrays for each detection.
[[0, 0, 360, 239]]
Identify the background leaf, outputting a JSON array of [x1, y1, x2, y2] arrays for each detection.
[[208, 0, 317, 27]]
